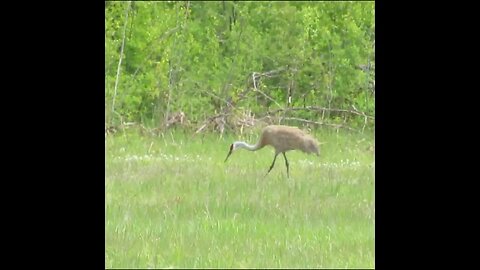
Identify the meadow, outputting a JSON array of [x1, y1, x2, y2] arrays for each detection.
[[105, 127, 375, 268]]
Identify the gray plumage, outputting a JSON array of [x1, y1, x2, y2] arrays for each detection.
[[224, 125, 320, 177]]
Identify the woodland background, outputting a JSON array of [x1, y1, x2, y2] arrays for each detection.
[[105, 1, 375, 135]]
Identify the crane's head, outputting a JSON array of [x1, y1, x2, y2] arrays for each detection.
[[224, 142, 243, 162]]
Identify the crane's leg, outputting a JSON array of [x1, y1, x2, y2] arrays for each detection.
[[266, 153, 279, 176], [282, 152, 290, 178]]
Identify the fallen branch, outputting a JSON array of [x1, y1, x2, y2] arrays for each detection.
[[194, 113, 228, 135], [280, 117, 357, 131], [265, 106, 374, 119]]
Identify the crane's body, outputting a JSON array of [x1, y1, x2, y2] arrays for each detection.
[[224, 125, 320, 177]]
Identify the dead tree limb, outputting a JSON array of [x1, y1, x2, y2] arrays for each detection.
[[279, 117, 357, 131], [194, 113, 228, 135], [251, 72, 282, 108], [111, 1, 131, 125], [164, 5, 184, 130], [264, 106, 374, 119], [254, 66, 287, 78], [199, 88, 233, 107]]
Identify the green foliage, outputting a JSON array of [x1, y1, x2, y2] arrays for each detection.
[[105, 1, 375, 130]]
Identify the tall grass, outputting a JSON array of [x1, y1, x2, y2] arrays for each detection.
[[106, 128, 375, 268]]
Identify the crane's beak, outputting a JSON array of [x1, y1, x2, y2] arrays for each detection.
[[224, 149, 233, 162]]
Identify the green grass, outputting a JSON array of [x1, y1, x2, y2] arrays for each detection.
[[106, 128, 375, 268]]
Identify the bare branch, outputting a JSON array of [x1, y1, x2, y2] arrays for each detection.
[[251, 72, 282, 108], [193, 113, 229, 136], [249, 68, 289, 108], [164, 5, 184, 130], [199, 89, 233, 107], [281, 117, 357, 131], [111, 1, 131, 124], [264, 106, 374, 119], [255, 66, 288, 78], [255, 88, 282, 108], [195, 123, 208, 134]]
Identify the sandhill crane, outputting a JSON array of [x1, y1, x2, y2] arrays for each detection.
[[224, 125, 320, 177]]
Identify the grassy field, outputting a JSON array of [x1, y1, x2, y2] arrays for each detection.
[[105, 127, 375, 268]]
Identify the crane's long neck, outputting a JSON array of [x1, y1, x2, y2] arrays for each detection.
[[236, 141, 262, 151]]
